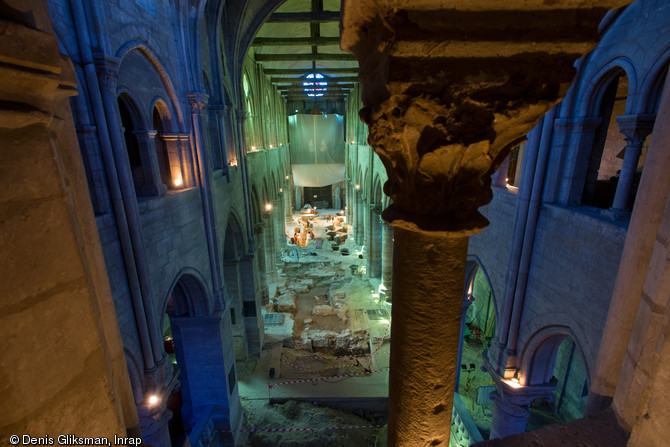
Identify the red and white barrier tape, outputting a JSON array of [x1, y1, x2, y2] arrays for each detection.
[[268, 367, 389, 388], [230, 424, 385, 433]]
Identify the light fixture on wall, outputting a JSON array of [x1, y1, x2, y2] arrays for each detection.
[[251, 145, 256, 151], [173, 177, 183, 187], [279, 188, 283, 193], [285, 175, 289, 180], [351, 140, 355, 144], [147, 394, 160, 407], [269, 144, 273, 148], [355, 184, 360, 190], [264, 203, 273, 216]]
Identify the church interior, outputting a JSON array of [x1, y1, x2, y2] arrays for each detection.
[[3, 0, 670, 446]]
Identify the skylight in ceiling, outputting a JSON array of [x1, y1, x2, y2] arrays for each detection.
[[304, 73, 327, 97]]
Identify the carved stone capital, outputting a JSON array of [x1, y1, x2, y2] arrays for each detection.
[[95, 57, 120, 92], [616, 114, 656, 148], [341, 0, 626, 233], [187, 92, 208, 115]]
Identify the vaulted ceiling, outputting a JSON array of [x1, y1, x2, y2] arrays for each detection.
[[249, 0, 358, 102]]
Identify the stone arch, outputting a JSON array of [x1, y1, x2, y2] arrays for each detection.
[[581, 58, 637, 118], [581, 64, 633, 208], [464, 256, 499, 322], [224, 211, 246, 260], [518, 325, 590, 388], [163, 269, 212, 318], [115, 39, 185, 128]]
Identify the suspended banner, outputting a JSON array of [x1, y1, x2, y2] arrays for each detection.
[[289, 114, 345, 186]]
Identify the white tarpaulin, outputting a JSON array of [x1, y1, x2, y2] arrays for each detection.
[[288, 114, 345, 186]]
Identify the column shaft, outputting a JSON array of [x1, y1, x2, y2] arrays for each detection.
[[381, 222, 393, 299], [388, 227, 469, 446]]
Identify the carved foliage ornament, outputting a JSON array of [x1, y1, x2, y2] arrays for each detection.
[[365, 92, 500, 220]]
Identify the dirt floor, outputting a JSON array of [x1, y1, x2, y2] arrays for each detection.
[[238, 399, 385, 447], [238, 209, 565, 446]]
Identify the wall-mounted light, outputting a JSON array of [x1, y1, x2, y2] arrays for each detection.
[[269, 144, 273, 148], [355, 184, 360, 190], [251, 145, 256, 151], [279, 188, 283, 193], [228, 160, 237, 167], [147, 394, 160, 407], [265, 203, 273, 212], [173, 177, 183, 187], [285, 175, 290, 180], [351, 140, 355, 144]]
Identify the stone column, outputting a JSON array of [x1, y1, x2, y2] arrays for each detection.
[[610, 114, 655, 213], [133, 130, 167, 196], [253, 223, 269, 302], [487, 379, 556, 439], [356, 192, 366, 246], [161, 133, 187, 188], [341, 1, 625, 445], [177, 133, 196, 188], [368, 203, 383, 278], [387, 220, 484, 446], [170, 313, 240, 442], [380, 222, 393, 300]]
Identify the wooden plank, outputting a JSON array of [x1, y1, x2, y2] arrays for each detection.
[[272, 76, 358, 84], [266, 11, 339, 23], [255, 52, 356, 62], [263, 68, 358, 75], [252, 37, 340, 46]]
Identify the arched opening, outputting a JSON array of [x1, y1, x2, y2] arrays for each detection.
[[118, 95, 144, 192], [522, 333, 590, 431], [582, 71, 629, 208], [457, 261, 497, 438], [163, 273, 238, 444]]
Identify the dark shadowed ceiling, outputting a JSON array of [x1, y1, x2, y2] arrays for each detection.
[[249, 0, 358, 102]]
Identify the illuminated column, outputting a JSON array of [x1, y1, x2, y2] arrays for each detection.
[[610, 114, 655, 213], [341, 0, 622, 444]]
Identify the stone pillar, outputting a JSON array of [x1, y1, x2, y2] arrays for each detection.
[[240, 254, 263, 356], [486, 379, 557, 439], [162, 133, 188, 188], [170, 313, 240, 440], [387, 222, 484, 446], [356, 192, 366, 246], [177, 133, 196, 188], [610, 114, 655, 213], [380, 222, 393, 300], [368, 203, 383, 278], [589, 74, 670, 416], [133, 130, 167, 196], [0, 0, 137, 437], [253, 223, 269, 302], [341, 1, 625, 445]]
